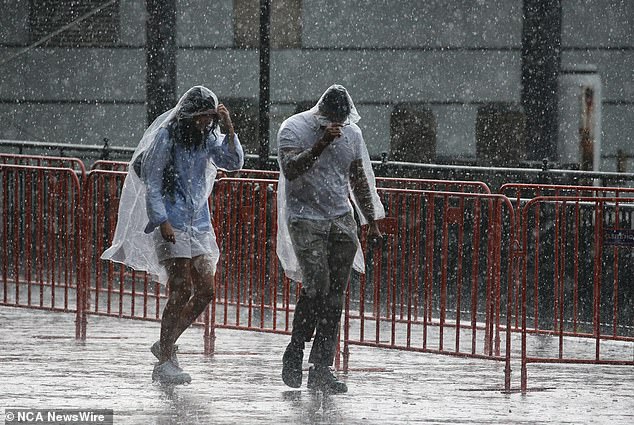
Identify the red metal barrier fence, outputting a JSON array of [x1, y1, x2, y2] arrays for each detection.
[[3, 156, 634, 391], [213, 167, 494, 193], [77, 172, 285, 352], [518, 195, 634, 390], [376, 176, 491, 193], [79, 170, 162, 320], [77, 169, 216, 350], [208, 176, 493, 337], [1, 153, 86, 178], [211, 177, 290, 340], [500, 183, 634, 390], [90, 160, 129, 172], [343, 189, 519, 390], [0, 164, 82, 324], [501, 183, 634, 329]]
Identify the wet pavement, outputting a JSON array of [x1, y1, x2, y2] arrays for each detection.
[[1, 306, 633, 424]]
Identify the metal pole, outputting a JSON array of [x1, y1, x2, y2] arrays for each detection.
[[146, 0, 177, 125], [521, 0, 562, 162], [258, 0, 271, 169]]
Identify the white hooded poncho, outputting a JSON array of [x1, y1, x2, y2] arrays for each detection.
[[276, 84, 385, 282], [101, 86, 233, 283]]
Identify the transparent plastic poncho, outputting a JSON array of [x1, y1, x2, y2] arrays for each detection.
[[101, 86, 223, 283], [276, 84, 385, 282]]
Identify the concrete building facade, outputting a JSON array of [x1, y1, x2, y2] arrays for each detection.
[[0, 0, 632, 170]]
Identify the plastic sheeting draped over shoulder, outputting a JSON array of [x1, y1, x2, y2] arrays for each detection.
[[101, 86, 221, 284], [276, 84, 385, 282]]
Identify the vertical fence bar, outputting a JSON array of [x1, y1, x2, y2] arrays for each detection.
[[593, 201, 603, 360], [612, 200, 620, 337], [470, 198, 482, 354], [455, 197, 465, 353]]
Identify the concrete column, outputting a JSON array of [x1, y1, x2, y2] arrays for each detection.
[[521, 0, 562, 162], [145, 0, 177, 125]]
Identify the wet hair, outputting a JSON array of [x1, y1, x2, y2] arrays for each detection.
[[176, 119, 208, 147], [174, 87, 219, 147], [179, 86, 216, 118], [318, 86, 351, 122]]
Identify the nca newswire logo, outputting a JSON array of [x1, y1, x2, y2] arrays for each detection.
[[5, 409, 113, 425]]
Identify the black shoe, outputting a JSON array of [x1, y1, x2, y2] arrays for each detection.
[[282, 345, 303, 388], [307, 366, 348, 394]]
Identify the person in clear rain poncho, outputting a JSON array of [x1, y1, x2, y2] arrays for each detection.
[[101, 86, 244, 385], [277, 84, 384, 393]]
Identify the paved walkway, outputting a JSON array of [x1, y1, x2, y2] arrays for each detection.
[[1, 306, 633, 424]]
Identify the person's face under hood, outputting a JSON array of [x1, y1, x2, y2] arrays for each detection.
[[177, 112, 217, 147], [192, 109, 218, 132], [318, 88, 352, 125]]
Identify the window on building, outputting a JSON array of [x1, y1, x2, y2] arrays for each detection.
[[222, 97, 260, 155], [29, 0, 120, 47], [475, 103, 526, 166], [390, 103, 437, 163], [234, 0, 302, 48]]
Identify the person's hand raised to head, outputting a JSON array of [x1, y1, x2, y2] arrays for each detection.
[[216, 104, 233, 129], [322, 122, 344, 144]]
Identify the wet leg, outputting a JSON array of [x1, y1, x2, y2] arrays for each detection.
[[172, 255, 215, 342], [159, 258, 192, 364]]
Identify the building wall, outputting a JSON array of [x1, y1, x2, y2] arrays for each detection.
[[561, 0, 634, 171], [0, 0, 632, 170]]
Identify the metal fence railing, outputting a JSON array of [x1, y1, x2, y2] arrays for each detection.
[[2, 155, 633, 393]]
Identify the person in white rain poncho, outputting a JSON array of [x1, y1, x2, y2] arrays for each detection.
[[101, 86, 243, 385], [277, 84, 384, 393]]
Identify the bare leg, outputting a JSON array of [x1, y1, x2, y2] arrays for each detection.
[[172, 255, 215, 342], [159, 258, 192, 364]]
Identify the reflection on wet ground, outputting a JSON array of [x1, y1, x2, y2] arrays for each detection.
[[1, 306, 633, 424]]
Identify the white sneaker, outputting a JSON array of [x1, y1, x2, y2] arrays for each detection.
[[152, 359, 191, 385], [151, 341, 179, 367]]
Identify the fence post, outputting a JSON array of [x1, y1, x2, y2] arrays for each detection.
[[100, 138, 111, 161], [616, 149, 627, 173]]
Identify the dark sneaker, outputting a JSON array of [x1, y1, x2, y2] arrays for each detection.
[[151, 341, 179, 367], [282, 345, 303, 388], [152, 359, 191, 385], [307, 366, 348, 394]]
